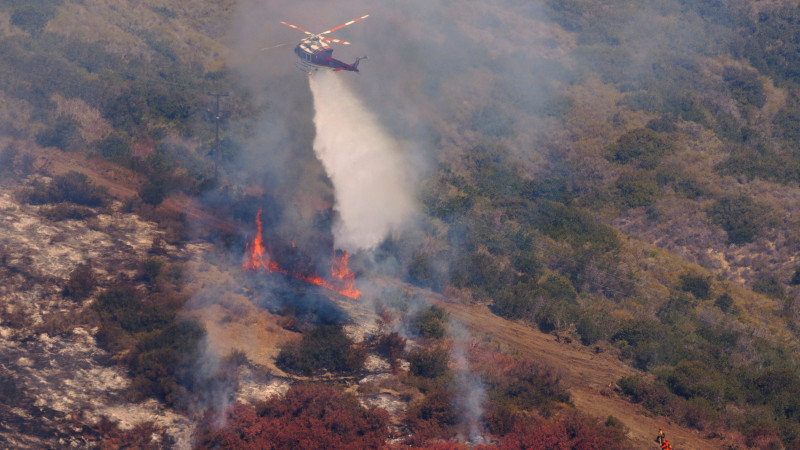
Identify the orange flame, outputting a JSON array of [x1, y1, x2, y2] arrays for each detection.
[[243, 207, 282, 273], [243, 207, 360, 299]]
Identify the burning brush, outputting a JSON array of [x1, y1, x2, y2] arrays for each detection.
[[243, 207, 361, 299]]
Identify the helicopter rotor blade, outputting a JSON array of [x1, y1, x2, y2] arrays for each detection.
[[319, 14, 369, 36], [261, 43, 288, 51], [321, 37, 351, 45], [280, 21, 313, 35]]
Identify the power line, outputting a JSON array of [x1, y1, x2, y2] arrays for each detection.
[[207, 92, 229, 179]]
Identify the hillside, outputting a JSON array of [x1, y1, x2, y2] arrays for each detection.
[[3, 0, 800, 448]]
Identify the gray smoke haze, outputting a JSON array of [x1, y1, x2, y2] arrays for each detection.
[[226, 0, 561, 189]]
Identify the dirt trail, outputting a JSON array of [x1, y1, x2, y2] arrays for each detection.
[[436, 298, 722, 449], [32, 147, 723, 448]]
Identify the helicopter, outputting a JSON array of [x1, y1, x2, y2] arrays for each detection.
[[278, 14, 369, 73]]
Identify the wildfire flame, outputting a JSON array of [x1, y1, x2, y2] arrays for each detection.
[[243, 207, 361, 299]]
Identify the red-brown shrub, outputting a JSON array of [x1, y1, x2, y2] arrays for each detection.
[[499, 411, 630, 449], [403, 388, 459, 446], [197, 384, 390, 449]]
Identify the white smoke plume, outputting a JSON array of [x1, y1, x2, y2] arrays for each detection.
[[308, 71, 417, 252], [449, 320, 488, 443]]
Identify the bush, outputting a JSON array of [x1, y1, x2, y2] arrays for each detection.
[[374, 331, 406, 371], [791, 268, 800, 286], [410, 306, 449, 339], [723, 66, 766, 109], [706, 194, 772, 244], [139, 179, 167, 206], [752, 274, 785, 299], [408, 345, 450, 379], [532, 200, 620, 251], [714, 293, 735, 312], [617, 375, 674, 415], [403, 388, 459, 445], [486, 358, 570, 416], [96, 133, 132, 164], [611, 319, 667, 370], [615, 170, 660, 208], [493, 277, 537, 319], [11, 4, 57, 35], [138, 257, 164, 284], [678, 272, 712, 300], [27, 171, 108, 207], [62, 263, 96, 300], [605, 128, 675, 169], [576, 310, 609, 345], [35, 114, 85, 152], [42, 203, 96, 221], [499, 410, 629, 449], [276, 325, 366, 375], [664, 360, 725, 403], [93, 285, 174, 350], [197, 384, 390, 449]]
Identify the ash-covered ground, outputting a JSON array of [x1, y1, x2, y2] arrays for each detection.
[[0, 178, 196, 448], [0, 176, 409, 448]]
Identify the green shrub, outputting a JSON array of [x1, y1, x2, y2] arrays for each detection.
[[11, 4, 57, 35], [532, 200, 620, 251], [493, 277, 538, 319], [374, 331, 406, 371], [35, 114, 85, 152], [752, 274, 785, 299], [96, 133, 132, 164], [410, 306, 449, 339], [62, 263, 96, 300], [42, 203, 96, 221], [723, 66, 766, 109], [615, 170, 660, 208], [611, 319, 667, 370], [139, 179, 167, 206], [93, 286, 173, 340], [408, 345, 450, 379], [486, 358, 570, 415], [714, 293, 735, 312], [604, 128, 675, 169], [664, 360, 725, 403], [276, 325, 366, 375], [138, 257, 164, 283], [706, 194, 772, 244], [678, 272, 712, 300], [790, 269, 800, 286], [27, 171, 108, 207], [576, 310, 610, 346]]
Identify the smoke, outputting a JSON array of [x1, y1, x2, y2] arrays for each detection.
[[449, 320, 488, 443], [309, 71, 417, 252]]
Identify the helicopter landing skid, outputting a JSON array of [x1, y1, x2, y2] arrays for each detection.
[[295, 61, 318, 74]]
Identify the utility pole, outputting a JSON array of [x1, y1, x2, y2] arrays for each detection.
[[207, 92, 229, 179]]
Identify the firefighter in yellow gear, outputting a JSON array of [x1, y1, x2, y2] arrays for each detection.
[[655, 427, 665, 445]]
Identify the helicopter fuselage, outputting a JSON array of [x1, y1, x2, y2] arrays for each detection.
[[280, 15, 368, 73], [294, 40, 360, 72]]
